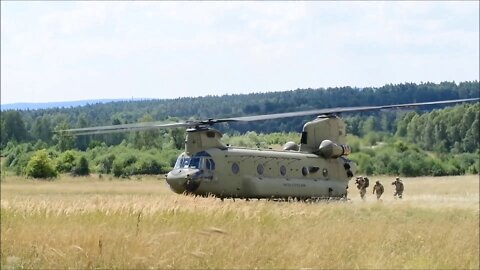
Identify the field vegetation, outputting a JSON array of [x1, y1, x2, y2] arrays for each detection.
[[1, 174, 478, 269]]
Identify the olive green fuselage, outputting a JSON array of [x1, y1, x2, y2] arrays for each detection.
[[166, 147, 355, 199], [166, 116, 356, 199]]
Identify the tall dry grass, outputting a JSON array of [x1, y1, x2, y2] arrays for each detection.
[[1, 174, 479, 269]]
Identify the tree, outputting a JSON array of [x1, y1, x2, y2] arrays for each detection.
[[133, 114, 161, 149], [1, 111, 28, 147], [169, 128, 185, 150], [395, 112, 417, 137], [104, 118, 125, 145], [56, 150, 77, 173], [53, 123, 74, 152], [463, 119, 479, 152], [72, 156, 90, 176], [32, 116, 53, 145], [361, 116, 377, 136], [25, 149, 57, 179], [75, 115, 90, 151]]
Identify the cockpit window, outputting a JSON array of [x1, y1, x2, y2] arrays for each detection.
[[189, 158, 201, 169], [174, 154, 191, 169], [174, 153, 215, 170]]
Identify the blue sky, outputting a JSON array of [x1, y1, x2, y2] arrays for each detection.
[[1, 1, 479, 104]]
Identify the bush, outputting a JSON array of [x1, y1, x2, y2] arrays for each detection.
[[96, 154, 116, 174], [135, 158, 166, 175], [25, 149, 58, 179], [56, 150, 77, 173], [72, 156, 90, 176], [3, 143, 35, 176], [112, 160, 124, 177]]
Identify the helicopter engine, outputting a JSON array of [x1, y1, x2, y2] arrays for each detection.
[[317, 140, 351, 158], [299, 115, 349, 155], [283, 141, 299, 151]]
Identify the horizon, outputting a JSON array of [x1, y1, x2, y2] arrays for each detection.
[[2, 2, 479, 104], [2, 80, 479, 107]]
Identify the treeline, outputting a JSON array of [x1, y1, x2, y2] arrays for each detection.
[[1, 103, 478, 178], [0, 81, 479, 178], [1, 81, 478, 150]]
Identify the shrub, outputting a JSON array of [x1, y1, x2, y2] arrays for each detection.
[[56, 150, 77, 173], [96, 154, 116, 174], [25, 149, 58, 179], [72, 156, 90, 176], [3, 143, 35, 176], [112, 161, 124, 178], [135, 158, 165, 175]]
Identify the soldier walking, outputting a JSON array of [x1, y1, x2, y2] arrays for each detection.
[[392, 177, 404, 199], [355, 176, 368, 200], [372, 180, 384, 200]]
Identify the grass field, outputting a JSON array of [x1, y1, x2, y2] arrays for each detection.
[[1, 174, 479, 269]]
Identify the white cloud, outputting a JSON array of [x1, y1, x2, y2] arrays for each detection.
[[1, 1, 478, 104]]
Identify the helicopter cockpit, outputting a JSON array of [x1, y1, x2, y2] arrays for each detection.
[[173, 152, 215, 171], [166, 151, 216, 194]]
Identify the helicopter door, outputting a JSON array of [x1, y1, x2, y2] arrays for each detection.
[[202, 158, 215, 181]]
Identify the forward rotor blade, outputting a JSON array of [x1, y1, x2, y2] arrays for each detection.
[[63, 121, 193, 135], [216, 98, 479, 123], [61, 97, 478, 135]]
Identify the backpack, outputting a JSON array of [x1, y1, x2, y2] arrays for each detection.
[[363, 177, 370, 188]]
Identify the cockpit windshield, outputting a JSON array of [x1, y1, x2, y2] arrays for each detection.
[[173, 152, 215, 171], [173, 154, 201, 169], [174, 154, 191, 169]]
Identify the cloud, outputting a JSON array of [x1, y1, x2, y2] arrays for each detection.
[[1, 1, 478, 103]]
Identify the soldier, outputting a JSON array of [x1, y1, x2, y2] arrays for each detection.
[[372, 180, 384, 200], [391, 177, 404, 199], [355, 176, 367, 200]]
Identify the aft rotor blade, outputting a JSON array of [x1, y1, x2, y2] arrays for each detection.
[[63, 122, 193, 135], [216, 98, 479, 123]]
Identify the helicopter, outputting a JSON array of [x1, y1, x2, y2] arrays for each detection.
[[65, 98, 479, 200]]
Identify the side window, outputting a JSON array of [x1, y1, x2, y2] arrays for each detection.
[[231, 163, 240, 174], [206, 159, 211, 170], [280, 165, 287, 176], [302, 166, 308, 176], [209, 159, 215, 170], [206, 159, 216, 170], [257, 164, 264, 175]]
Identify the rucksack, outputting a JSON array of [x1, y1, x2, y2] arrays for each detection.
[[363, 177, 370, 188]]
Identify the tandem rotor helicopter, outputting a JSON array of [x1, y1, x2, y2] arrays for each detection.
[[65, 98, 478, 200]]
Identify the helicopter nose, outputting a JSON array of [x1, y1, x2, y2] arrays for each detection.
[[166, 169, 201, 194], [166, 173, 187, 194]]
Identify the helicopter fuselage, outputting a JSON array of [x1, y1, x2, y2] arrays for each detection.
[[166, 116, 355, 199], [166, 147, 356, 199]]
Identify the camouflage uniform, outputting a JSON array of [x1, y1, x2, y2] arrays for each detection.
[[372, 181, 384, 200], [392, 177, 404, 199], [356, 177, 367, 200]]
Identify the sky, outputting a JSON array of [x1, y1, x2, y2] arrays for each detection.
[[1, 1, 479, 104]]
